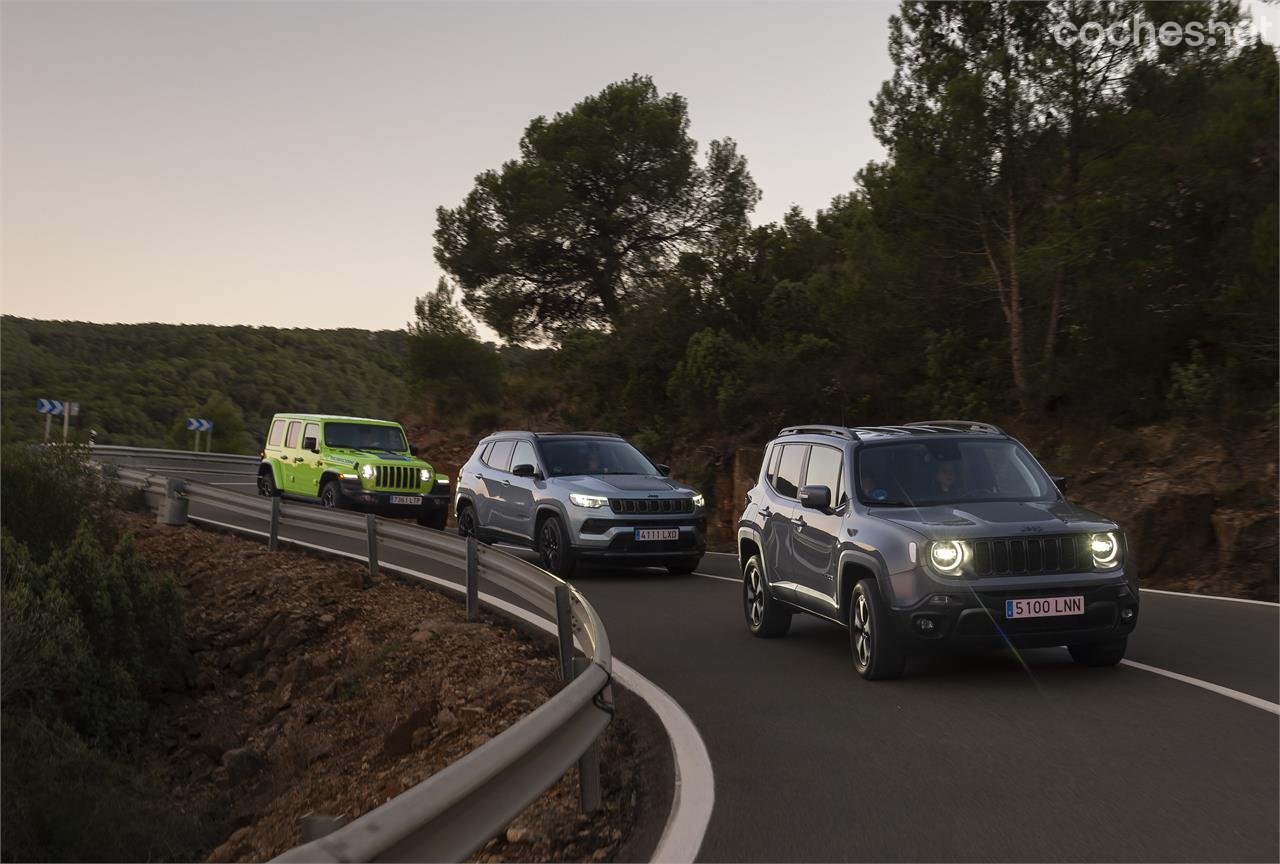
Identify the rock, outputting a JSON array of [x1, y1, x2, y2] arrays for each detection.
[[411, 630, 435, 643], [222, 747, 265, 784], [411, 726, 431, 749], [505, 826, 533, 844], [436, 707, 458, 731], [381, 701, 437, 760]]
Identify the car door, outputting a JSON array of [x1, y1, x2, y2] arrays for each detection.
[[475, 439, 514, 535], [263, 418, 289, 486], [791, 443, 846, 609], [500, 439, 541, 543], [294, 421, 323, 497], [761, 443, 807, 601], [281, 420, 303, 493]]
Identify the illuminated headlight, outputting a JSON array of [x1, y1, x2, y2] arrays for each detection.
[[1090, 532, 1120, 568], [691, 493, 705, 508], [420, 469, 431, 482], [569, 493, 609, 508], [360, 464, 375, 480], [928, 540, 966, 574]]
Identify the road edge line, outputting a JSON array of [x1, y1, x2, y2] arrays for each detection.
[[1139, 588, 1278, 607], [1120, 659, 1280, 715]]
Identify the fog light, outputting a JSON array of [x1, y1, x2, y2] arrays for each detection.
[[1120, 608, 1135, 621], [915, 617, 937, 634]]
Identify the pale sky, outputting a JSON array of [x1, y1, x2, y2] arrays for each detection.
[[1, 1, 897, 332]]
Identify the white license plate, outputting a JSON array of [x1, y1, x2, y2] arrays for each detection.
[[635, 528, 679, 542], [1005, 595, 1084, 619], [390, 495, 422, 506]]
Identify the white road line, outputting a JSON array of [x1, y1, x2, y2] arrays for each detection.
[[694, 571, 739, 584], [1139, 588, 1278, 607], [1121, 659, 1280, 715], [612, 661, 713, 864], [703, 551, 738, 559], [208, 481, 258, 487], [186, 513, 714, 863]]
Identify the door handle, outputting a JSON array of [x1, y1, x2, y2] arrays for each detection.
[[792, 516, 807, 531], [759, 506, 773, 518], [294, 457, 304, 463], [473, 473, 484, 480]]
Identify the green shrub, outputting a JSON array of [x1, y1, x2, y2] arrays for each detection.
[[0, 443, 119, 559]]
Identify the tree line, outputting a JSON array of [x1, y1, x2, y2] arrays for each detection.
[[417, 0, 1277, 451]]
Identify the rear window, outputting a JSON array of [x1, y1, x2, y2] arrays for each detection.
[[285, 421, 301, 449], [267, 419, 286, 447]]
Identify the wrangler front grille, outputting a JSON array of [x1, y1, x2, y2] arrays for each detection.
[[374, 465, 419, 490], [608, 497, 694, 515], [970, 535, 1091, 577]]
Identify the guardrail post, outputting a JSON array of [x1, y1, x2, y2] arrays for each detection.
[[554, 584, 573, 683], [466, 534, 480, 622], [268, 497, 281, 552], [366, 514, 379, 580], [572, 656, 603, 813], [157, 477, 188, 526]]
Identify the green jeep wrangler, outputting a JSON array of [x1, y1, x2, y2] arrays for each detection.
[[257, 413, 450, 529]]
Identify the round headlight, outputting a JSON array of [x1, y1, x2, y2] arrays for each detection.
[[360, 464, 375, 479], [929, 540, 965, 574], [420, 469, 431, 482], [1090, 532, 1120, 568]]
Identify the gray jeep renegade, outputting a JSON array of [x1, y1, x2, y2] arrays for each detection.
[[737, 421, 1137, 679], [455, 431, 707, 577]]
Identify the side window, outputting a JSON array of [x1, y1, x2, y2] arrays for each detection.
[[303, 423, 320, 448], [765, 444, 781, 487], [284, 421, 302, 449], [511, 441, 537, 472], [267, 419, 285, 447], [773, 444, 807, 499], [478, 442, 493, 464], [804, 445, 845, 506], [486, 440, 515, 472]]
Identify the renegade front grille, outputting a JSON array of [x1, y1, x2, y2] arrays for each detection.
[[970, 535, 1091, 577], [375, 465, 418, 490], [608, 497, 694, 515]]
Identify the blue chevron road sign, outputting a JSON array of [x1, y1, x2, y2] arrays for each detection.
[[186, 418, 213, 432], [36, 398, 65, 416]]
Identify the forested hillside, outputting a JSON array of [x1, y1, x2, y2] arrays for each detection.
[[0, 318, 408, 451]]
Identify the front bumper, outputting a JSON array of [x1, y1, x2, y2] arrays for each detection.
[[339, 478, 452, 518], [888, 577, 1138, 648], [569, 516, 706, 565]]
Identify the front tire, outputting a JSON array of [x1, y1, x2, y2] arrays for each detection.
[[850, 579, 906, 680], [319, 479, 344, 510], [743, 555, 791, 637], [1068, 637, 1127, 667], [456, 503, 477, 538], [538, 515, 578, 578]]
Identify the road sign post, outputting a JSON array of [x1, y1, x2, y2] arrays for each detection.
[[186, 418, 213, 452], [37, 399, 74, 443]]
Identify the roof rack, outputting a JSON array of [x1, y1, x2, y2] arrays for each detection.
[[903, 420, 1006, 436], [534, 431, 622, 439], [778, 425, 861, 441]]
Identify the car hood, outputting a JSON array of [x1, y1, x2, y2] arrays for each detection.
[[870, 500, 1118, 541], [327, 448, 430, 470], [554, 474, 697, 496]]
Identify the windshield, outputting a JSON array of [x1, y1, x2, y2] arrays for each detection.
[[856, 439, 1057, 507], [323, 422, 408, 453], [538, 438, 657, 477]]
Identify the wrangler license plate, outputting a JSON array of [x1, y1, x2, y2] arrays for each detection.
[[635, 528, 679, 542], [390, 495, 422, 506], [1005, 595, 1084, 619]]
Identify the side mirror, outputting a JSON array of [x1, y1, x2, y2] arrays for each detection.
[[799, 484, 832, 511], [409, 444, 419, 456], [302, 436, 319, 453], [511, 462, 539, 479], [1051, 475, 1068, 494], [655, 463, 671, 476]]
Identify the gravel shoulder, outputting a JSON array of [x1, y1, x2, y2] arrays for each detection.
[[123, 511, 660, 862]]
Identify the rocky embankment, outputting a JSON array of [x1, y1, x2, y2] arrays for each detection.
[[124, 513, 644, 862]]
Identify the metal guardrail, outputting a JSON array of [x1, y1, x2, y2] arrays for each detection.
[[101, 451, 613, 863]]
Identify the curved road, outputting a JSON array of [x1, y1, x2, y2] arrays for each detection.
[[107, 453, 1279, 862]]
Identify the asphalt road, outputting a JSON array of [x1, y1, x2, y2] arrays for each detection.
[[109, 453, 1280, 862]]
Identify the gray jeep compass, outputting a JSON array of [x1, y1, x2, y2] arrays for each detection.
[[455, 431, 707, 577], [737, 421, 1138, 679]]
